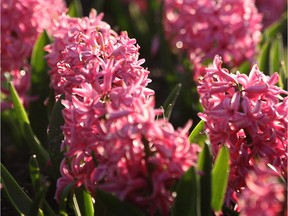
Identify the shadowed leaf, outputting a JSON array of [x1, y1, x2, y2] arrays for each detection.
[[172, 167, 199, 216], [47, 94, 65, 180], [9, 82, 49, 167], [162, 83, 182, 120], [197, 143, 212, 216], [1, 163, 38, 215], [72, 189, 94, 216], [96, 189, 145, 216]]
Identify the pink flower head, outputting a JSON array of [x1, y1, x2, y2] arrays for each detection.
[[48, 10, 201, 215], [163, 0, 262, 68], [58, 96, 200, 215], [45, 9, 118, 96], [1, 0, 65, 72], [197, 55, 287, 205], [91, 101, 200, 215], [238, 160, 286, 216], [256, 0, 287, 28], [1, 0, 66, 110]]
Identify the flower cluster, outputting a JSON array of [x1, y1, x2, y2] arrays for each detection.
[[256, 0, 287, 28], [163, 0, 262, 69], [1, 0, 65, 110], [45, 9, 115, 96], [197, 55, 287, 206], [238, 160, 286, 216], [47, 11, 200, 215]]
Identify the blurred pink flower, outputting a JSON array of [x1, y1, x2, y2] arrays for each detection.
[[238, 160, 286, 216], [1, 0, 66, 71], [49, 11, 200, 215], [256, 0, 287, 28], [1, 0, 66, 110], [163, 0, 262, 69], [197, 55, 287, 205]]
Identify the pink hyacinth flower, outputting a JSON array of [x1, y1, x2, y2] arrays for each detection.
[[238, 160, 286, 216], [1, 0, 66, 110], [45, 9, 118, 96], [163, 0, 262, 69], [48, 10, 200, 215], [197, 55, 287, 206]]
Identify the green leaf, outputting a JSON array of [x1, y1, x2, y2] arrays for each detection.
[[9, 82, 30, 125], [269, 34, 281, 74], [197, 143, 212, 216], [1, 109, 24, 147], [31, 30, 50, 80], [29, 187, 48, 216], [269, 34, 286, 88], [8, 82, 49, 167], [29, 155, 56, 216], [211, 145, 230, 212], [72, 189, 94, 216], [162, 83, 182, 120], [188, 120, 206, 146], [29, 30, 51, 145], [1, 163, 35, 215], [59, 183, 74, 216], [128, 2, 149, 34], [258, 41, 271, 73], [47, 94, 65, 180], [278, 48, 287, 90], [236, 60, 250, 75], [29, 155, 42, 192], [263, 13, 287, 40], [95, 189, 145, 216], [68, 0, 83, 17], [172, 167, 199, 216]]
